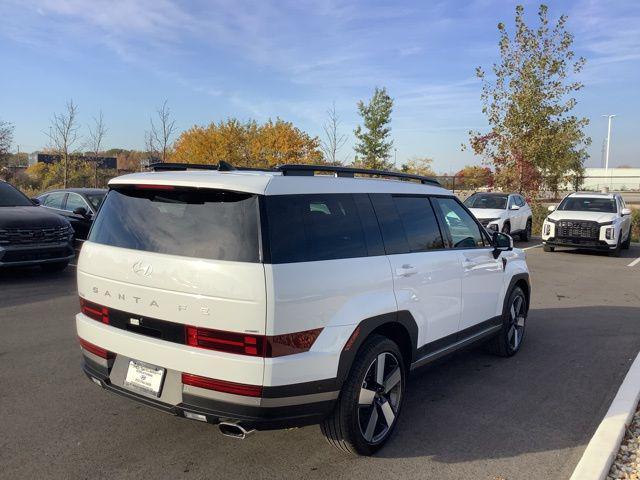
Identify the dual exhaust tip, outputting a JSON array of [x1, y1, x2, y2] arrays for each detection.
[[218, 421, 255, 439]]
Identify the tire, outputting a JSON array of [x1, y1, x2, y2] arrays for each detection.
[[543, 245, 554, 252], [321, 335, 406, 456], [609, 239, 622, 257], [520, 219, 532, 242], [501, 222, 511, 235], [40, 261, 69, 272], [486, 286, 527, 357], [622, 228, 631, 250]]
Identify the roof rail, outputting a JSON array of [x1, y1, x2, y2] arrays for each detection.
[[148, 161, 237, 172], [277, 164, 441, 186]]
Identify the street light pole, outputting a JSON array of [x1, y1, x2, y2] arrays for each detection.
[[602, 114, 616, 174]]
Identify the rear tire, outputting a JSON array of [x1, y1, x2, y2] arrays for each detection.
[[543, 245, 554, 252], [520, 219, 532, 242], [40, 261, 69, 272], [622, 228, 631, 250], [321, 335, 406, 456], [486, 287, 527, 357]]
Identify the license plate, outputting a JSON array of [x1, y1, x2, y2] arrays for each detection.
[[123, 360, 165, 397]]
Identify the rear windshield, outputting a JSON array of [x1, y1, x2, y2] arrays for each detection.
[[89, 187, 260, 262], [558, 197, 616, 213]]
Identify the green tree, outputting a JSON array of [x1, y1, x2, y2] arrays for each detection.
[[455, 165, 494, 190], [468, 4, 590, 195], [353, 87, 394, 170], [0, 119, 14, 168]]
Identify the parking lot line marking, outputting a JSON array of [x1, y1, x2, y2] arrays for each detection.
[[523, 244, 543, 251], [628, 257, 640, 268]]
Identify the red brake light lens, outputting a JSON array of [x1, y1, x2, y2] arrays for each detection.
[[134, 184, 175, 190], [78, 337, 114, 360], [185, 326, 323, 358], [181, 373, 262, 397], [80, 298, 109, 324]]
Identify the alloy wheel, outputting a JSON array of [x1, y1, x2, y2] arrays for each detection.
[[507, 294, 526, 351], [357, 352, 402, 444]]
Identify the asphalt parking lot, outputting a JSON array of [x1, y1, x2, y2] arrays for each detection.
[[1, 241, 639, 480]]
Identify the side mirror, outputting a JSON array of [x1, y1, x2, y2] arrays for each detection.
[[31, 198, 41, 206], [73, 206, 88, 217], [547, 205, 556, 212], [492, 231, 513, 259], [621, 207, 632, 216], [510, 204, 520, 210]]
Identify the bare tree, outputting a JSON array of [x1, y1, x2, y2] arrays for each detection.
[[0, 119, 14, 166], [145, 100, 176, 163], [87, 110, 108, 187], [45, 100, 80, 188], [320, 102, 348, 165]]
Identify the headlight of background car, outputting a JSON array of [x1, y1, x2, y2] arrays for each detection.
[[488, 223, 499, 231], [543, 222, 551, 235], [605, 226, 615, 240]]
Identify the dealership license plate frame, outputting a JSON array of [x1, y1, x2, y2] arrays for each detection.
[[123, 359, 166, 398]]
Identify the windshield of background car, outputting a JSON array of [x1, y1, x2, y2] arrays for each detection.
[[463, 194, 507, 209], [558, 197, 617, 213], [85, 193, 105, 210], [89, 187, 260, 262], [0, 182, 34, 207]]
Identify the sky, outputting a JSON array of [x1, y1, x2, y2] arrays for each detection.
[[0, 0, 639, 173]]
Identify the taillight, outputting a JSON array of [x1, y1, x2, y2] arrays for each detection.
[[185, 326, 323, 358], [78, 337, 114, 360], [186, 326, 266, 356], [181, 373, 262, 397], [80, 298, 109, 324]]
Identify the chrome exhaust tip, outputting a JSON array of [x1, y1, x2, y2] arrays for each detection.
[[218, 421, 255, 439]]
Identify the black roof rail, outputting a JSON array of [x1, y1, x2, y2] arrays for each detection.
[[147, 161, 278, 172], [276, 164, 441, 186]]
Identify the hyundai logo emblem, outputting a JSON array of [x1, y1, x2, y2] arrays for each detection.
[[132, 260, 153, 277]]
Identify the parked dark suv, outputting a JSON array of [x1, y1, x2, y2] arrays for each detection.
[[0, 180, 75, 271]]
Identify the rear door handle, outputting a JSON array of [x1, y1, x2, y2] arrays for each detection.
[[395, 264, 417, 277]]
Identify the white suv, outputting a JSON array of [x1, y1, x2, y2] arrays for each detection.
[[76, 163, 531, 455], [542, 192, 632, 256], [464, 192, 533, 241]]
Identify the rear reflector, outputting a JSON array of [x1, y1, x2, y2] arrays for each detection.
[[185, 326, 323, 358], [80, 297, 109, 324], [181, 373, 262, 397], [78, 337, 114, 360]]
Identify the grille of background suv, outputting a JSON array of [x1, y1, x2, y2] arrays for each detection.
[[0, 225, 72, 245], [556, 220, 599, 239]]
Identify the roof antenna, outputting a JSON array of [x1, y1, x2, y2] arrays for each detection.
[[218, 160, 236, 171]]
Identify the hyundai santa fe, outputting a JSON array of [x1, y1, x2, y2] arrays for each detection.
[[76, 163, 531, 455]]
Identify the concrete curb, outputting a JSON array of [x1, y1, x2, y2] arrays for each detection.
[[570, 353, 640, 480]]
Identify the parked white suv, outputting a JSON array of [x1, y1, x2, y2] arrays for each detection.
[[464, 192, 533, 241], [542, 192, 632, 256], [76, 163, 531, 455]]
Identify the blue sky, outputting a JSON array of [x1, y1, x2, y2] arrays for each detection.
[[1, 0, 639, 173]]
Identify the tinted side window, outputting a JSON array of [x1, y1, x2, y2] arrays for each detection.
[[265, 194, 377, 263], [42, 192, 66, 209], [392, 196, 444, 251], [517, 195, 526, 207], [507, 196, 516, 209], [65, 193, 89, 212], [433, 197, 485, 248]]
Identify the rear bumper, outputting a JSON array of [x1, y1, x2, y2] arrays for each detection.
[[0, 241, 75, 267], [82, 354, 337, 430]]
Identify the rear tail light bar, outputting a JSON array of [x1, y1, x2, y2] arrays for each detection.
[[78, 337, 114, 360], [185, 326, 323, 358], [80, 298, 110, 324], [181, 373, 262, 397]]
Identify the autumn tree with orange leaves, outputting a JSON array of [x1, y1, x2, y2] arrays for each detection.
[[172, 118, 323, 168]]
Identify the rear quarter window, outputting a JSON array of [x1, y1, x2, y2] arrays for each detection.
[[265, 193, 383, 263], [89, 187, 260, 262]]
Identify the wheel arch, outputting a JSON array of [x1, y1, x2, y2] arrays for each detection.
[[504, 273, 531, 314], [335, 311, 418, 387]]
